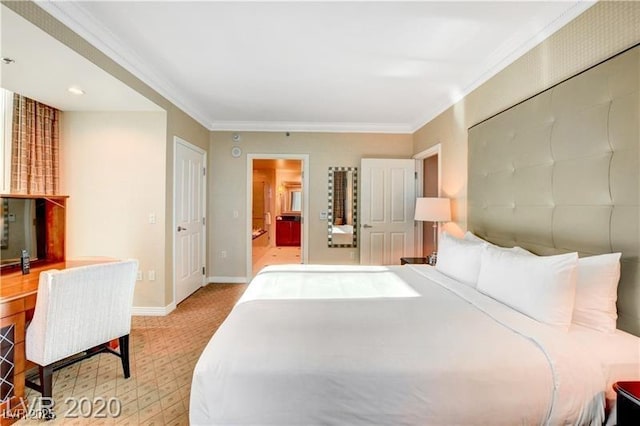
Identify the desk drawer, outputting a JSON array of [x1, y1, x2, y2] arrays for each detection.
[[0, 300, 24, 319]]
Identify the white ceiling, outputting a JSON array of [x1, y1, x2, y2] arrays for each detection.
[[17, 1, 594, 133], [0, 5, 161, 112]]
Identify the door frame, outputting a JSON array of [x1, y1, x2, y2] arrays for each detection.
[[413, 143, 442, 256], [172, 136, 207, 307], [246, 153, 309, 280]]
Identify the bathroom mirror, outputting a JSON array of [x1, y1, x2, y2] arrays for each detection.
[[289, 189, 302, 212], [328, 167, 357, 247], [279, 181, 302, 214]]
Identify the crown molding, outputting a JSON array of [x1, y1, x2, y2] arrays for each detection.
[[37, 0, 594, 135], [461, 0, 596, 99], [409, 0, 595, 133], [36, 0, 212, 129], [210, 120, 414, 134]]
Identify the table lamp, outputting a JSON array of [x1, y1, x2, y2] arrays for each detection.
[[414, 197, 451, 265]]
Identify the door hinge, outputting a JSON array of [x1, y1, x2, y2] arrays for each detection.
[[203, 167, 206, 176], [203, 217, 206, 225], [414, 171, 418, 179], [202, 266, 206, 275]]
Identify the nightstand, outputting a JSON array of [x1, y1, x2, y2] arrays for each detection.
[[614, 381, 640, 424], [400, 257, 428, 265]]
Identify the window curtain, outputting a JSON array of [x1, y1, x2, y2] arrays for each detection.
[[11, 94, 60, 194]]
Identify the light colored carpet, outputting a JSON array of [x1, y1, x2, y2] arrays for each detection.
[[17, 283, 247, 425]]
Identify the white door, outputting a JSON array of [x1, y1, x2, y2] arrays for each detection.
[[360, 158, 416, 265], [174, 138, 206, 304]]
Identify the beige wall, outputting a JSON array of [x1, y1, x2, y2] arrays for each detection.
[[9, 0, 639, 304], [5, 1, 210, 309], [210, 131, 413, 280], [61, 111, 167, 307], [413, 1, 640, 234]]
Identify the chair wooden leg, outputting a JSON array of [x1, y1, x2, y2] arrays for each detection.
[[119, 334, 130, 379], [39, 364, 53, 399]]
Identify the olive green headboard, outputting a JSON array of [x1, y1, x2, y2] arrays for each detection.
[[468, 45, 640, 336]]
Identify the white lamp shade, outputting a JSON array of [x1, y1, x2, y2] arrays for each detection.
[[414, 197, 451, 222]]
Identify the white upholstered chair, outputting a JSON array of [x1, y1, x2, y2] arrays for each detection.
[[25, 259, 138, 399]]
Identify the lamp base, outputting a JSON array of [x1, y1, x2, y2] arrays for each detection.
[[428, 252, 438, 266]]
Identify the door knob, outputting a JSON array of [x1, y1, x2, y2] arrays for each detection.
[[363, 224, 373, 228], [177, 226, 187, 232]]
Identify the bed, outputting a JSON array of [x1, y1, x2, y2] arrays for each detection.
[[191, 44, 640, 424], [191, 263, 640, 425]]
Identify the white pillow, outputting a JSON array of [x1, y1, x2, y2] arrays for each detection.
[[573, 253, 621, 332], [494, 246, 622, 332], [477, 246, 578, 329], [435, 232, 484, 287]]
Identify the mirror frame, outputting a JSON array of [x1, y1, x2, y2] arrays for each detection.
[[327, 166, 357, 248]]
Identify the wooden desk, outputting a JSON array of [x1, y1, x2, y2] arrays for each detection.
[[0, 259, 112, 424]]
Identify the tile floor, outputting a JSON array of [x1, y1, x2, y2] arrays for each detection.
[[252, 246, 301, 276], [17, 283, 247, 425]]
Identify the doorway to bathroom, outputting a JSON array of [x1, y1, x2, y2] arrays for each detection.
[[246, 154, 309, 279]]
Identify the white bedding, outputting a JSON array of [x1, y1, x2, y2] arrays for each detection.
[[191, 264, 640, 425], [238, 265, 420, 302]]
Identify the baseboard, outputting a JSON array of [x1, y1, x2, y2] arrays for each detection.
[[132, 302, 176, 316], [208, 276, 247, 284]]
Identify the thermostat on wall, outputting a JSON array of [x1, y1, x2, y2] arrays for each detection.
[[231, 146, 242, 158]]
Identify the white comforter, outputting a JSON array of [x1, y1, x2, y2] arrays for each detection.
[[191, 264, 618, 425]]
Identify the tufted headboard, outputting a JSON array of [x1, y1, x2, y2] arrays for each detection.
[[467, 45, 640, 336]]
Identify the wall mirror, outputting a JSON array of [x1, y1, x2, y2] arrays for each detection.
[[328, 167, 357, 247]]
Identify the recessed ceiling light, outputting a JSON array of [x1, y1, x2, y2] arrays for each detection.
[[1, 57, 15, 65], [68, 86, 85, 95]]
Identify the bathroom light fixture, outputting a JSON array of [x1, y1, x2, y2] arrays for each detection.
[[1, 57, 15, 65], [67, 86, 85, 95]]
